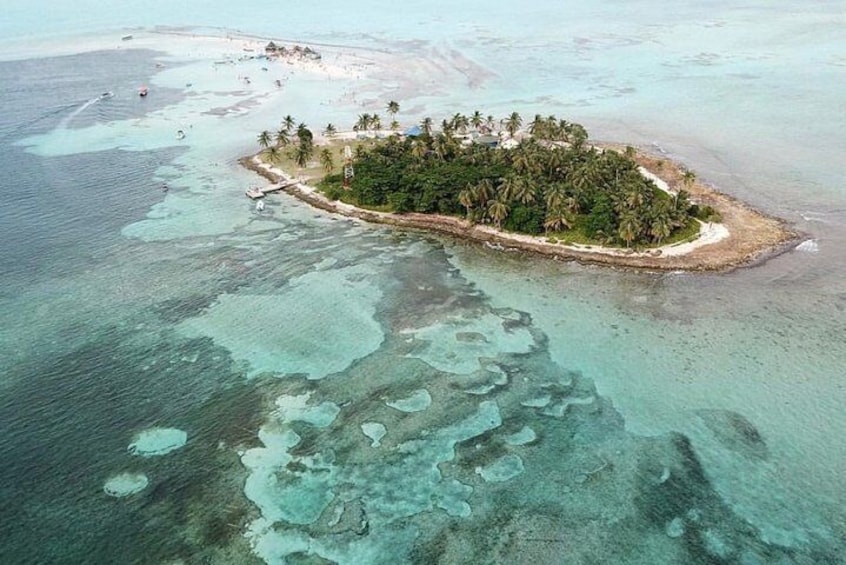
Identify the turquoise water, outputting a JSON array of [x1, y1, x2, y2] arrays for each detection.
[[0, 3, 844, 563]]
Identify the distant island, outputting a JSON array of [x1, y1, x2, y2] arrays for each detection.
[[243, 105, 797, 271]]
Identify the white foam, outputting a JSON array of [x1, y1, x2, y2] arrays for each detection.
[[128, 427, 187, 457], [796, 239, 819, 253], [103, 472, 149, 497]]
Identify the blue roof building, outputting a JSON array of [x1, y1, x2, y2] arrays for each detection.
[[404, 125, 423, 137]]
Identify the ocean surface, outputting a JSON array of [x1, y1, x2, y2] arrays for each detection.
[[0, 2, 844, 563]]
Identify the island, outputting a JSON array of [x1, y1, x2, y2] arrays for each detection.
[[243, 107, 797, 271]]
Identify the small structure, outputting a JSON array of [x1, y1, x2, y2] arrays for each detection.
[[265, 41, 278, 54], [475, 134, 499, 147], [343, 146, 354, 189]]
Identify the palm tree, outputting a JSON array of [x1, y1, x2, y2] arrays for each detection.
[[618, 211, 641, 248], [275, 128, 290, 147], [283, 115, 295, 133], [266, 145, 281, 164], [543, 204, 572, 233], [470, 111, 484, 131], [452, 113, 469, 134], [503, 112, 522, 138], [528, 114, 545, 138], [355, 113, 371, 133], [649, 203, 673, 244], [473, 178, 494, 208], [498, 175, 520, 201], [458, 185, 475, 218], [410, 140, 428, 161], [432, 133, 450, 160], [257, 130, 272, 148], [544, 182, 567, 210], [386, 100, 400, 119], [294, 144, 312, 169], [296, 123, 313, 146], [487, 196, 510, 229], [319, 147, 334, 173], [513, 178, 536, 205], [371, 114, 382, 132], [323, 123, 337, 137], [420, 117, 434, 136], [485, 115, 496, 133], [390, 120, 400, 131]]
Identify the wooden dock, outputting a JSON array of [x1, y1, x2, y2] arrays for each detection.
[[246, 180, 299, 199]]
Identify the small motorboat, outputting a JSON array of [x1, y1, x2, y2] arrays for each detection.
[[100, 91, 114, 100], [256, 200, 265, 212], [138, 86, 148, 97], [121, 34, 133, 41], [176, 130, 185, 140]]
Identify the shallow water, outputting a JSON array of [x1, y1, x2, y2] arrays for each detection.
[[0, 3, 844, 563]]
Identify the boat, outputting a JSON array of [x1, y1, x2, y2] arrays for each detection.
[[100, 91, 114, 100], [256, 200, 265, 211], [138, 86, 148, 97], [176, 130, 185, 140], [121, 34, 133, 41]]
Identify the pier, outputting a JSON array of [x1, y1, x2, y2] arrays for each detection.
[[246, 180, 299, 199]]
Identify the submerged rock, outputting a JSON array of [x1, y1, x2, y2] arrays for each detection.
[[103, 472, 149, 497], [386, 389, 432, 412], [695, 409, 768, 459], [475, 454, 524, 483], [361, 422, 387, 447], [666, 517, 685, 538], [504, 426, 537, 446], [128, 427, 187, 457]]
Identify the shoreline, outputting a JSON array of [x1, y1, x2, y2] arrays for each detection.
[[240, 149, 800, 273]]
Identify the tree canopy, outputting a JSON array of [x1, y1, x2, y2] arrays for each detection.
[[315, 113, 698, 247]]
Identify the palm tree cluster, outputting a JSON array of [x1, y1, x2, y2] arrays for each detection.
[[257, 115, 315, 169], [319, 112, 695, 247], [353, 113, 382, 133]]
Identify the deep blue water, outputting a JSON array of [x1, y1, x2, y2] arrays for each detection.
[[0, 49, 263, 564], [0, 50, 185, 292]]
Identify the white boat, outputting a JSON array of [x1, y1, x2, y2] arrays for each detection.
[[256, 200, 265, 211]]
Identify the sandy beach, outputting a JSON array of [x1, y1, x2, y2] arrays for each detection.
[[242, 148, 799, 272]]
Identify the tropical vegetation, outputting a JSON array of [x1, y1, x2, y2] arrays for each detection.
[[316, 112, 705, 247]]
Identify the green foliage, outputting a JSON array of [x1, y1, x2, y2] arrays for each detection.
[[690, 204, 722, 223], [504, 205, 544, 235], [585, 193, 616, 240], [314, 113, 695, 246]]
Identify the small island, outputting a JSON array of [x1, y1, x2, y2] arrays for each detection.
[[243, 106, 797, 271]]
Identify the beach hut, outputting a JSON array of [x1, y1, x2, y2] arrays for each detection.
[[475, 134, 499, 148], [265, 41, 279, 54], [404, 125, 423, 137]]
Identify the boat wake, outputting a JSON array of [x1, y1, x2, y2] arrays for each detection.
[[56, 96, 104, 129]]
